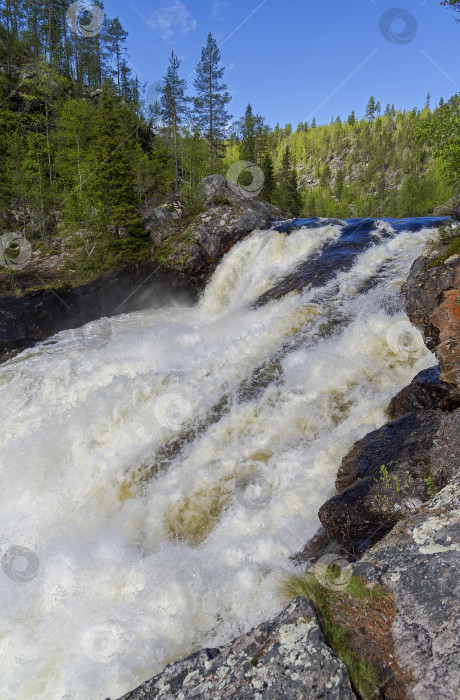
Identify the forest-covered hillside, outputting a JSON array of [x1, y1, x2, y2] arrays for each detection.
[[0, 0, 459, 279]]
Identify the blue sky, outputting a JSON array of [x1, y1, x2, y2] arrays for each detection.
[[105, 0, 459, 127]]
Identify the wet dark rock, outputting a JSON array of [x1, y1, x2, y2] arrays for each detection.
[[0, 263, 199, 362], [354, 468, 460, 700], [318, 410, 460, 556], [388, 365, 460, 419], [451, 200, 460, 222], [115, 597, 356, 700]]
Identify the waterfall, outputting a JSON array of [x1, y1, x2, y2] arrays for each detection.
[[0, 218, 441, 699]]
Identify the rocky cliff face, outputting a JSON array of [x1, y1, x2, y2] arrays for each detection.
[[354, 469, 460, 700], [404, 251, 460, 393]]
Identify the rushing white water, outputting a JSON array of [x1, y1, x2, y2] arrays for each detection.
[[0, 220, 436, 699]]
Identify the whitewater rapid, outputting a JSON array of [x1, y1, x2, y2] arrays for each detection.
[[0, 219, 438, 699]]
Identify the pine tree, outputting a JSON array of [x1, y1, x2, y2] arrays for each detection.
[[55, 97, 96, 226], [193, 32, 232, 173], [275, 145, 301, 214], [106, 17, 127, 91], [159, 50, 188, 197], [287, 168, 302, 214]]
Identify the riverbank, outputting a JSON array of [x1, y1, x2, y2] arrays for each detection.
[[0, 176, 283, 362]]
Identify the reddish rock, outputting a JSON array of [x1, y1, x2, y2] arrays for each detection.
[[404, 254, 460, 394]]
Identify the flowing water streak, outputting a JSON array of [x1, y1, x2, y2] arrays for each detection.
[[0, 219, 440, 699]]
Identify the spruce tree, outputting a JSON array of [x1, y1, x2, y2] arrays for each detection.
[[260, 153, 275, 203], [193, 32, 232, 173], [366, 96, 376, 122], [239, 104, 257, 162], [88, 83, 142, 236], [334, 169, 345, 199], [347, 110, 356, 126]]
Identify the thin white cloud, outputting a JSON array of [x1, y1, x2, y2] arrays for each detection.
[[212, 1, 225, 19], [149, 1, 197, 41]]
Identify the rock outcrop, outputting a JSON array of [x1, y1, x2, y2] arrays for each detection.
[[451, 200, 460, 222], [388, 365, 460, 418], [144, 176, 282, 279], [354, 469, 460, 700], [317, 409, 460, 556], [404, 252, 460, 394], [141, 202, 186, 243], [115, 597, 356, 700]]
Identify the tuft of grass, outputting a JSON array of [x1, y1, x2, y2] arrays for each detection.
[[426, 222, 460, 268], [282, 573, 383, 700]]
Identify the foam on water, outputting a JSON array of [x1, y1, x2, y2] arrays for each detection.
[[0, 222, 436, 699]]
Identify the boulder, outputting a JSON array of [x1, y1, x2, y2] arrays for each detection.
[[318, 409, 460, 556], [388, 365, 460, 419], [115, 597, 356, 700], [354, 469, 460, 700], [404, 254, 460, 393], [149, 176, 283, 279]]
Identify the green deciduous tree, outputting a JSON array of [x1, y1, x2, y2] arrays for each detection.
[[416, 94, 460, 185]]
